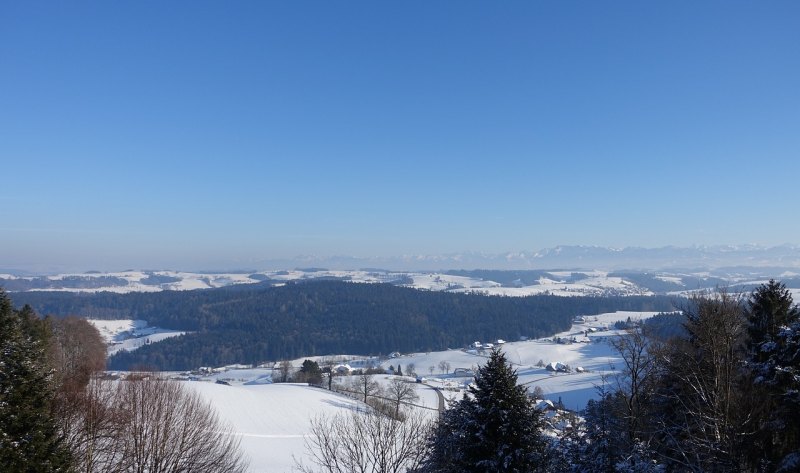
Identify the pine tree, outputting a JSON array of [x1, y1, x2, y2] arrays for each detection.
[[747, 281, 800, 469], [748, 279, 800, 360], [580, 392, 624, 472], [423, 349, 549, 472], [299, 359, 323, 384], [0, 290, 71, 471]]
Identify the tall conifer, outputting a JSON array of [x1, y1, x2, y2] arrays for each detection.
[[424, 349, 549, 472], [0, 290, 70, 471]]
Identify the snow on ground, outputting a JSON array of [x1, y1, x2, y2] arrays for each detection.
[[547, 270, 606, 279], [197, 368, 276, 385], [28, 285, 163, 294], [139, 310, 659, 472], [655, 275, 685, 285], [20, 270, 266, 293], [330, 373, 443, 416], [184, 382, 366, 473], [449, 275, 652, 297], [8, 267, 800, 299], [8, 268, 657, 296], [89, 319, 147, 343], [185, 379, 439, 472], [403, 273, 500, 291], [87, 319, 185, 356], [380, 311, 658, 412]]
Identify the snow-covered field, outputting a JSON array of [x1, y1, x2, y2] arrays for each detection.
[[88, 319, 185, 356], [181, 377, 439, 472], [375, 311, 658, 411], [184, 382, 364, 473]]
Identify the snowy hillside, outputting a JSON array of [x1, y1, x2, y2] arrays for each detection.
[[184, 382, 365, 473], [87, 319, 185, 356], [377, 310, 658, 411], [4, 266, 797, 296]]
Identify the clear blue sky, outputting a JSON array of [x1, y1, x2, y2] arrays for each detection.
[[1, 1, 799, 271]]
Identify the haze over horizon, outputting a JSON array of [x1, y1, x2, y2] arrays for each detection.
[[3, 244, 800, 276], [2, 2, 798, 272]]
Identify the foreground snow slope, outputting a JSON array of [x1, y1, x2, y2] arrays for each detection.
[[184, 382, 364, 473]]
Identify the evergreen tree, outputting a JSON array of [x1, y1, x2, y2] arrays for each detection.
[[423, 349, 549, 472], [580, 392, 625, 472], [747, 281, 800, 469], [748, 279, 800, 360], [299, 359, 323, 385], [0, 290, 71, 471]]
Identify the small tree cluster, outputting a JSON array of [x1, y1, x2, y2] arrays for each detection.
[[295, 359, 324, 385], [560, 282, 800, 472]]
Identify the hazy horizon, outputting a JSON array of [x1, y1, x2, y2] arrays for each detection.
[[3, 243, 800, 275], [3, 2, 798, 272]]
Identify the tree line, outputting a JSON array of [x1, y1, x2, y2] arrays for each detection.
[[12, 280, 677, 370]]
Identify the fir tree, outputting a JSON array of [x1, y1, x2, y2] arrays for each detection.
[[299, 359, 323, 385], [580, 392, 623, 472], [748, 279, 800, 360], [423, 349, 549, 472], [747, 281, 800, 469], [0, 290, 71, 471]]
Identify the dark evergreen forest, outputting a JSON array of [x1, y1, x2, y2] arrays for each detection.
[[11, 281, 677, 370]]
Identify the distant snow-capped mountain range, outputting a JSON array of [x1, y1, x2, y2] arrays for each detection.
[[4, 245, 799, 277], [249, 244, 800, 272]]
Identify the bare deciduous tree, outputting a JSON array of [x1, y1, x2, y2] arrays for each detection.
[[610, 326, 656, 447], [45, 317, 247, 472], [277, 360, 293, 382], [61, 374, 248, 473], [350, 372, 382, 404], [48, 316, 122, 472], [114, 376, 249, 473], [437, 360, 450, 374], [49, 316, 107, 392], [59, 378, 128, 473], [296, 408, 430, 473], [385, 379, 420, 419], [654, 290, 754, 470]]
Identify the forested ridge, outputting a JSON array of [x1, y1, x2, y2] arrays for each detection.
[[10, 281, 677, 370]]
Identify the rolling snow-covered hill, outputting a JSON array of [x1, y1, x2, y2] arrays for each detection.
[[88, 319, 186, 356], [3, 265, 799, 297]]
